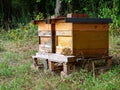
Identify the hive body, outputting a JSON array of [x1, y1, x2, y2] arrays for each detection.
[[35, 18, 111, 58]]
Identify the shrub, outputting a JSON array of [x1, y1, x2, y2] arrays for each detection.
[[7, 23, 37, 41]]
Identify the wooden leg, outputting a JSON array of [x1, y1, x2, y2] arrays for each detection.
[[106, 59, 112, 68], [63, 63, 75, 75], [91, 61, 95, 79], [43, 59, 48, 70], [32, 57, 38, 66], [61, 62, 75, 78], [31, 57, 40, 71], [84, 60, 90, 70], [48, 61, 56, 71]]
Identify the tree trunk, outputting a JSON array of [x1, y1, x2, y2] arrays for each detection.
[[55, 0, 61, 16]]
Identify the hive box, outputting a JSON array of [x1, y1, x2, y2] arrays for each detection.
[[32, 20, 56, 53], [32, 17, 112, 58]]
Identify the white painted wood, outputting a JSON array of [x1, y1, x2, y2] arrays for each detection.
[[32, 52, 75, 63]]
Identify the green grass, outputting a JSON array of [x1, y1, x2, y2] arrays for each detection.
[[0, 30, 120, 90], [0, 62, 14, 77]]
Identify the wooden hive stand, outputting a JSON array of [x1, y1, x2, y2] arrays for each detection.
[[32, 52, 75, 76]]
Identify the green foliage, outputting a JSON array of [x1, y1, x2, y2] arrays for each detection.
[[0, 0, 120, 35], [35, 12, 44, 20], [0, 40, 4, 52], [61, 0, 72, 3], [98, 0, 120, 36], [36, 0, 41, 3], [7, 23, 37, 41]]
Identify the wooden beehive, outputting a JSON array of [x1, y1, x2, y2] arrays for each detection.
[[33, 16, 112, 58], [55, 18, 111, 58], [32, 20, 55, 53]]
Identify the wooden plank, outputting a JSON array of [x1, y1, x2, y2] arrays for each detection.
[[55, 23, 72, 30], [76, 56, 112, 61], [35, 52, 75, 63], [73, 49, 108, 57], [39, 44, 52, 52], [56, 30, 72, 36], [57, 36, 72, 47], [73, 31, 108, 49], [51, 19, 65, 24], [73, 24, 109, 31], [38, 31, 51, 36], [40, 37, 51, 45], [38, 22, 52, 31], [67, 13, 88, 18]]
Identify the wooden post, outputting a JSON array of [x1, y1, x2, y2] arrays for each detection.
[[106, 59, 112, 68], [49, 61, 56, 71], [32, 57, 38, 66], [92, 61, 95, 79], [43, 59, 48, 70], [39, 36, 41, 44], [63, 62, 75, 75], [51, 24, 56, 53]]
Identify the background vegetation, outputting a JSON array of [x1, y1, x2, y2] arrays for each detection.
[[0, 0, 120, 35], [0, 0, 120, 90]]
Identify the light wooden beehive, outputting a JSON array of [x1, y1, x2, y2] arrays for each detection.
[[33, 15, 112, 58], [55, 21, 110, 57], [32, 20, 56, 53]]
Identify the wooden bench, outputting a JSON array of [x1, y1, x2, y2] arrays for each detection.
[[32, 52, 75, 75], [32, 52, 112, 77]]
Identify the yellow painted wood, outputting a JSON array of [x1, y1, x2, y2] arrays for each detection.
[[56, 36, 73, 54], [55, 23, 72, 30], [38, 22, 52, 31], [57, 36, 72, 47]]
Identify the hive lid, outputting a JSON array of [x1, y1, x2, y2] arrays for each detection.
[[32, 17, 112, 24], [65, 18, 112, 23]]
